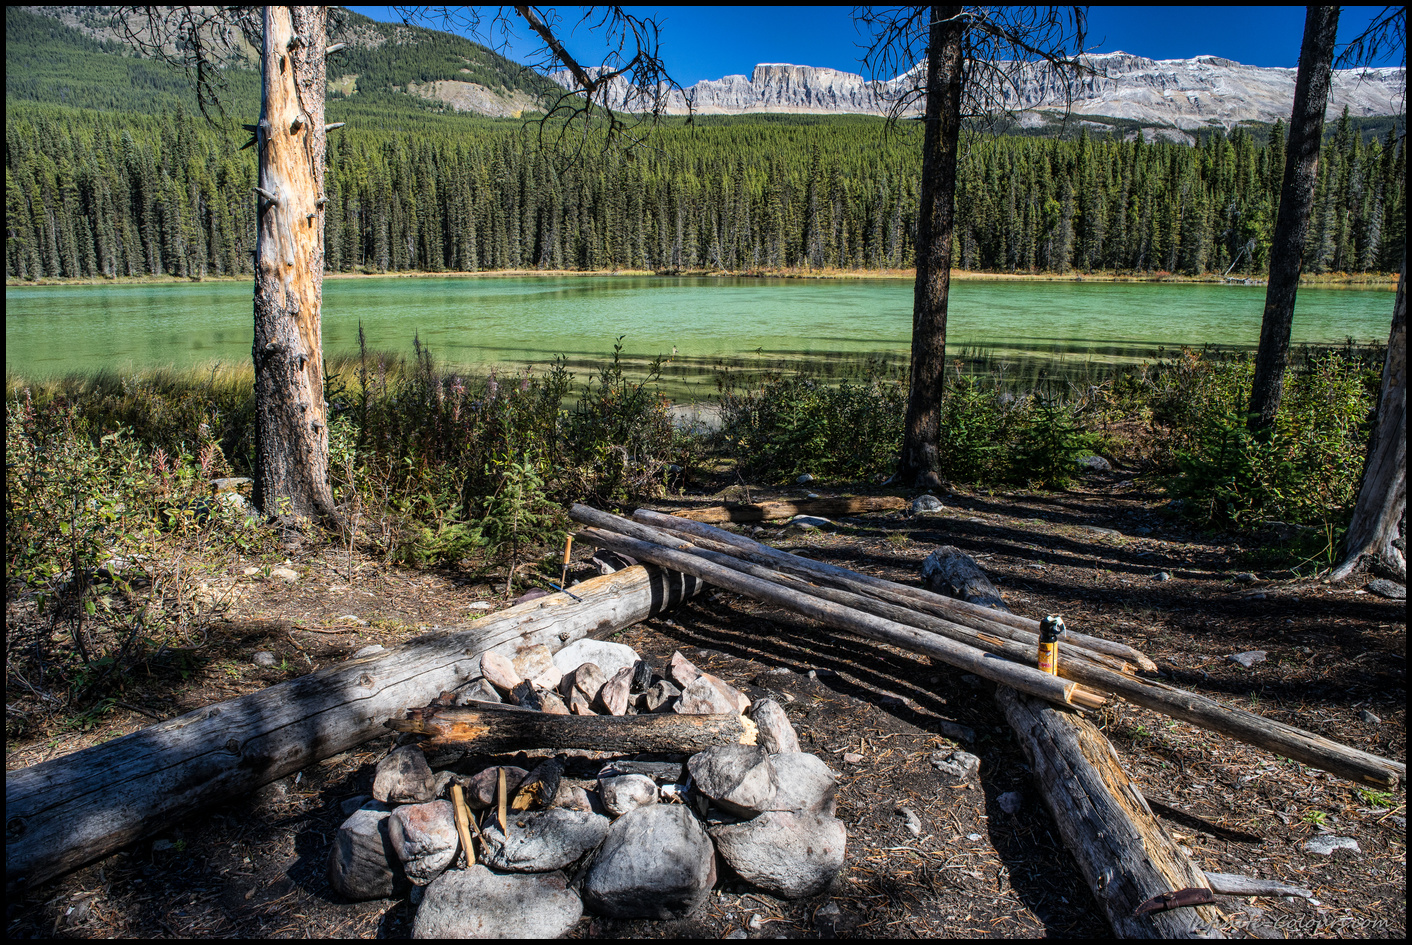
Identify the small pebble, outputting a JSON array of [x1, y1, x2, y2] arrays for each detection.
[[1227, 650, 1267, 668], [1154, 571, 1171, 582], [842, 752, 863, 765], [1359, 709, 1382, 724]]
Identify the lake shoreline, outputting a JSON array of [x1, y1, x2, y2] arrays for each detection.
[[7, 267, 1399, 290]]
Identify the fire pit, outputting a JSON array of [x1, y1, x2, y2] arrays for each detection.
[[328, 643, 847, 938]]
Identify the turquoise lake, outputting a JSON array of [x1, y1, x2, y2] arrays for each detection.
[[5, 276, 1394, 398]]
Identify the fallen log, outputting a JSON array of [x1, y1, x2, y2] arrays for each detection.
[[997, 687, 1224, 938], [633, 507, 1159, 672], [388, 704, 755, 753], [621, 509, 1138, 673], [929, 544, 1222, 936], [674, 494, 905, 523], [5, 564, 700, 893], [573, 523, 1084, 708]]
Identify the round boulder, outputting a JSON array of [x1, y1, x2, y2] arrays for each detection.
[[710, 811, 846, 899], [413, 866, 582, 939], [581, 804, 715, 919]]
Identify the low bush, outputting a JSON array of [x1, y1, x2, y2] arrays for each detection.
[[1151, 347, 1380, 530], [717, 368, 908, 481]]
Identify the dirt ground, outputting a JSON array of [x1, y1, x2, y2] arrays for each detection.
[[5, 465, 1406, 939]]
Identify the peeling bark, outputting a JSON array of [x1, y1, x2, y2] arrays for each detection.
[[251, 6, 337, 523]]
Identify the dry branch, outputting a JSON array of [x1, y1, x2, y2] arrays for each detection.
[[5, 565, 700, 892], [673, 495, 906, 523]]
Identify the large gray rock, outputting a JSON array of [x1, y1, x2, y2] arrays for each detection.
[[710, 811, 847, 898], [675, 675, 738, 715], [687, 744, 777, 817], [465, 765, 529, 809], [552, 639, 640, 680], [595, 665, 635, 716], [478, 808, 611, 872], [749, 699, 800, 754], [388, 800, 459, 885], [328, 802, 406, 901], [560, 661, 608, 704], [765, 752, 838, 816], [413, 866, 582, 939], [373, 746, 435, 804], [598, 774, 659, 816], [644, 679, 682, 712], [908, 494, 944, 514], [581, 805, 715, 919]]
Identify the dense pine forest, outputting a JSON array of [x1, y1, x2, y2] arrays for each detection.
[[5, 8, 1405, 281]]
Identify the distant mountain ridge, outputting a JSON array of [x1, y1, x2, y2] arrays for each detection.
[[10, 7, 1404, 140], [565, 51, 1404, 136]]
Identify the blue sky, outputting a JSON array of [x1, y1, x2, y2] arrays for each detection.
[[349, 6, 1403, 83]]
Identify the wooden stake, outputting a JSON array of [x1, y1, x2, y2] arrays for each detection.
[[450, 783, 475, 867], [496, 767, 508, 834]]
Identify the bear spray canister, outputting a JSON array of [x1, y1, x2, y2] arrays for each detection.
[[1037, 615, 1066, 675]]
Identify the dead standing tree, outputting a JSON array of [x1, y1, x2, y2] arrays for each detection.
[[858, 6, 1088, 487]]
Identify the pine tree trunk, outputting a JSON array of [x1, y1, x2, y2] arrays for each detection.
[[251, 6, 338, 523], [1332, 251, 1407, 581], [1246, 6, 1339, 433], [898, 5, 964, 486]]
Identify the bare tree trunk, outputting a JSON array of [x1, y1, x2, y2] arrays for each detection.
[[1332, 251, 1407, 581], [1247, 5, 1339, 434], [251, 6, 337, 523], [897, 5, 964, 486]]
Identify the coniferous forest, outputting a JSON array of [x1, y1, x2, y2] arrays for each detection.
[[5, 7, 1405, 282]]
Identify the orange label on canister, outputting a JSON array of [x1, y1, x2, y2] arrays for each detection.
[[1037, 614, 1065, 675], [1037, 641, 1058, 675]]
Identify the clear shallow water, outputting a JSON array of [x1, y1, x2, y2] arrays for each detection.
[[6, 275, 1393, 396]]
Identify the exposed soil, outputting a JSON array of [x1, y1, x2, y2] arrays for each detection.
[[6, 465, 1406, 939]]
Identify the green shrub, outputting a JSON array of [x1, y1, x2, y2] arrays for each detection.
[[937, 373, 1005, 483], [717, 368, 907, 482], [1156, 348, 1378, 529], [562, 338, 696, 502], [1010, 391, 1101, 489], [5, 388, 272, 710]]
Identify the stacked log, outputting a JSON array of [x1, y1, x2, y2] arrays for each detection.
[[568, 505, 1405, 789]]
